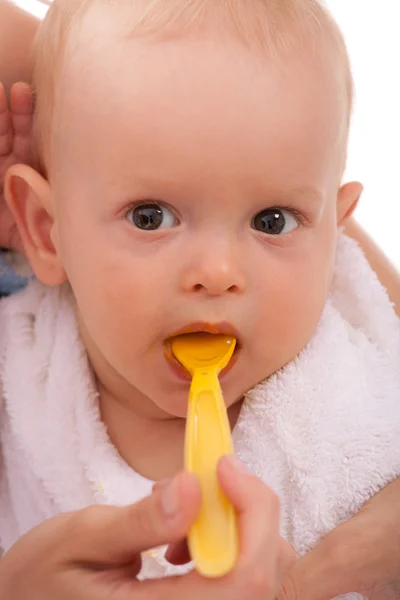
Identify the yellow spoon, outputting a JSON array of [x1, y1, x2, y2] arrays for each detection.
[[170, 332, 239, 578]]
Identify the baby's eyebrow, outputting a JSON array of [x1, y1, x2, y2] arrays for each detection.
[[272, 186, 324, 205]]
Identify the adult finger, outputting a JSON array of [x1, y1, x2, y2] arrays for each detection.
[[0, 82, 12, 156], [62, 471, 201, 567], [218, 456, 281, 569], [10, 82, 34, 163], [165, 537, 191, 565], [168, 456, 283, 570], [140, 457, 293, 600], [152, 478, 172, 493]]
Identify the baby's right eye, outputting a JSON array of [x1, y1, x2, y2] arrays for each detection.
[[126, 203, 179, 231]]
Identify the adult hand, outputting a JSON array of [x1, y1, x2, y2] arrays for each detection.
[[0, 456, 294, 599], [0, 81, 33, 252], [278, 478, 400, 600]]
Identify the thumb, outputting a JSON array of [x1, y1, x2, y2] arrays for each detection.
[[65, 471, 201, 566]]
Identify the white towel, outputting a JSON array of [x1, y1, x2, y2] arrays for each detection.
[[0, 233, 399, 599]]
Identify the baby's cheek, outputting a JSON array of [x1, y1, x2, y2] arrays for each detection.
[[253, 266, 329, 371]]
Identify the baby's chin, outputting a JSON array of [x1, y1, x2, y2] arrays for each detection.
[[149, 384, 246, 423]]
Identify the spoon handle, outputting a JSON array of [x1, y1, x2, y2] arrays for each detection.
[[185, 369, 238, 578]]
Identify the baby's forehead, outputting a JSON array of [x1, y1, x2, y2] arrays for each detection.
[[53, 21, 344, 196], [62, 3, 341, 106], [33, 0, 352, 173], [65, 12, 343, 127]]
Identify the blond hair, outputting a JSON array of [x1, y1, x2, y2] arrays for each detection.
[[32, 0, 353, 173]]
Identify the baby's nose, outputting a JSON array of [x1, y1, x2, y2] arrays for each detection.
[[180, 250, 246, 296]]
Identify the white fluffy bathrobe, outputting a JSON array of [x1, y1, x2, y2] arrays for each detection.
[[0, 234, 399, 599]]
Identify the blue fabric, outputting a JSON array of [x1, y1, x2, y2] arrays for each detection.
[[0, 252, 28, 296]]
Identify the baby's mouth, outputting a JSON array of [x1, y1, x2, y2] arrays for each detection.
[[164, 322, 241, 380], [164, 339, 191, 378]]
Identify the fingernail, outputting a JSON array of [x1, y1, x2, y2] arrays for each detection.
[[160, 476, 181, 517], [223, 454, 250, 474]]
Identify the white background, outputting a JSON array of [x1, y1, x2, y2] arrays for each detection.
[[15, 0, 400, 268], [326, 1, 400, 267]]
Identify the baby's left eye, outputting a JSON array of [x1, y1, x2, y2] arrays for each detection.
[[251, 208, 299, 235], [126, 203, 178, 231]]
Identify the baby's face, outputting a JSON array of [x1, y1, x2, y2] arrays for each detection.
[[49, 21, 349, 420]]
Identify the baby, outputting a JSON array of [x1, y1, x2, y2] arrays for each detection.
[[0, 0, 399, 597]]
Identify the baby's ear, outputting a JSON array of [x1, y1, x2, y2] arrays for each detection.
[[4, 165, 66, 286], [337, 181, 363, 225]]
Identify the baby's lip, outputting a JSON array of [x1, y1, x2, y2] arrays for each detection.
[[167, 321, 240, 339]]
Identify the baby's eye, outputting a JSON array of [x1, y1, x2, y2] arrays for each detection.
[[251, 208, 299, 235], [126, 203, 178, 231]]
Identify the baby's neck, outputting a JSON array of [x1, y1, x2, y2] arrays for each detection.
[[99, 386, 243, 481], [100, 388, 185, 480]]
